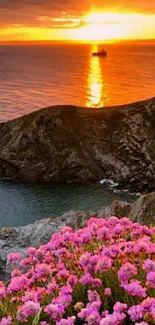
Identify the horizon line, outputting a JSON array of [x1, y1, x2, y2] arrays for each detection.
[[1, 38, 155, 45]]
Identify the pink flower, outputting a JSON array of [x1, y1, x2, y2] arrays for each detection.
[[142, 225, 152, 236], [108, 217, 120, 226], [146, 271, 155, 288], [113, 302, 127, 313], [118, 262, 137, 284], [96, 256, 112, 272], [87, 311, 101, 324], [141, 297, 155, 313], [88, 290, 100, 302], [92, 278, 102, 288], [57, 269, 69, 278], [0, 216, 155, 324], [11, 269, 22, 278], [47, 280, 58, 295], [120, 217, 131, 228], [100, 311, 126, 325], [123, 280, 147, 298], [128, 305, 143, 321], [133, 239, 149, 254], [151, 307, 155, 319], [0, 282, 6, 301], [101, 311, 109, 318], [44, 303, 64, 321], [79, 252, 91, 268], [17, 301, 40, 321], [112, 225, 124, 236], [97, 227, 111, 241], [67, 275, 78, 287], [81, 230, 93, 244], [56, 317, 75, 325], [80, 273, 93, 285], [26, 247, 38, 257], [61, 226, 72, 234], [108, 245, 121, 258], [143, 259, 155, 273], [8, 252, 21, 263], [8, 275, 29, 294], [104, 288, 112, 297], [0, 316, 12, 325]]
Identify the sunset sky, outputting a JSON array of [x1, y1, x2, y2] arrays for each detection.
[[0, 0, 155, 42]]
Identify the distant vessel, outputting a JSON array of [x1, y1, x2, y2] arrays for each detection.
[[92, 48, 107, 57]]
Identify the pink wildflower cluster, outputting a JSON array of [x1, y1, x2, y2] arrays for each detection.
[[0, 217, 155, 324]]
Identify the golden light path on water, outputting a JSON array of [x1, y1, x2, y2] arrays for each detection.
[[86, 45, 104, 107]]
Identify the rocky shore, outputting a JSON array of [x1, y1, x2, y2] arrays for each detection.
[[0, 97, 155, 191], [0, 191, 155, 276]]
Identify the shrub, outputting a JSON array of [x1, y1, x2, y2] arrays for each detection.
[[0, 216, 155, 324]]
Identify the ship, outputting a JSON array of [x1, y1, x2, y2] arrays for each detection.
[[92, 48, 107, 57]]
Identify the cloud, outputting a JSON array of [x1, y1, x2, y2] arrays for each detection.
[[0, 0, 155, 11], [0, 0, 45, 8], [0, 0, 155, 29], [36, 15, 87, 29], [0, 0, 79, 28], [0, 0, 75, 10]]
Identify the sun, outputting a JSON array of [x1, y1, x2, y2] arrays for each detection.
[[71, 12, 143, 42], [74, 23, 125, 41]]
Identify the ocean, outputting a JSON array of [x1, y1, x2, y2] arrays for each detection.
[[0, 181, 137, 228], [0, 42, 155, 121]]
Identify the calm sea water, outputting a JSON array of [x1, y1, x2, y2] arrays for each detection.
[[0, 42, 155, 121], [0, 181, 137, 228]]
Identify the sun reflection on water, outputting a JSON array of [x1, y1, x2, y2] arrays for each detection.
[[86, 45, 104, 107]]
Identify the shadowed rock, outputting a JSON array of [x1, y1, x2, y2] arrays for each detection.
[[0, 97, 155, 191], [0, 191, 155, 276]]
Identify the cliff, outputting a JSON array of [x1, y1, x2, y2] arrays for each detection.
[[0, 97, 155, 190]]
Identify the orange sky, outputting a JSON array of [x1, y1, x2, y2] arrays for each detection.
[[0, 1, 155, 42]]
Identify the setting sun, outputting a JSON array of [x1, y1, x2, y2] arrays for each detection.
[[71, 12, 155, 42], [72, 20, 128, 41]]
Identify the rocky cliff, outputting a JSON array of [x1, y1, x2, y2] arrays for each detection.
[[0, 191, 155, 276], [0, 97, 155, 190]]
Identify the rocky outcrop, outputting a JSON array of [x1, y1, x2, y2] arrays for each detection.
[[0, 191, 155, 276], [0, 97, 155, 190]]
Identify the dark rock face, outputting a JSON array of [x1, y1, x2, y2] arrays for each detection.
[[0, 191, 155, 275], [0, 97, 155, 190]]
